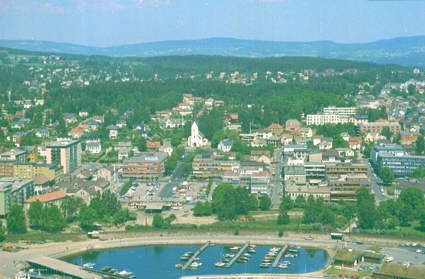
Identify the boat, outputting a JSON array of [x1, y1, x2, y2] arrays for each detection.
[[264, 256, 275, 260], [180, 256, 191, 261], [175, 264, 183, 268], [108, 268, 118, 274], [291, 244, 301, 249], [240, 256, 249, 261], [288, 248, 299, 253], [249, 244, 256, 248], [190, 262, 202, 268], [185, 251, 195, 256], [236, 258, 247, 263], [118, 269, 132, 276], [270, 247, 280, 252], [284, 254, 295, 258], [187, 266, 197, 271], [243, 253, 251, 258], [223, 253, 235, 258], [267, 251, 277, 256], [262, 260, 272, 264], [14, 272, 28, 279], [278, 263, 288, 269], [260, 263, 271, 268], [222, 258, 230, 263], [83, 262, 96, 269], [230, 246, 240, 252], [215, 262, 226, 268], [128, 276, 136, 279], [247, 249, 256, 254], [101, 266, 112, 272], [281, 260, 291, 266]]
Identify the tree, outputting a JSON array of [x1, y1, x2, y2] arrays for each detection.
[[0, 220, 5, 242], [416, 136, 425, 155], [357, 201, 376, 230], [61, 196, 84, 222], [40, 205, 66, 232], [381, 127, 393, 140], [399, 187, 425, 218], [27, 200, 44, 229], [413, 167, 425, 179], [398, 204, 414, 227], [152, 214, 164, 229], [171, 132, 182, 148], [420, 211, 425, 229], [203, 201, 212, 216], [379, 167, 394, 186], [280, 196, 294, 210], [193, 201, 204, 217], [79, 205, 98, 231], [234, 186, 250, 215], [294, 195, 306, 208], [259, 195, 272, 211], [319, 207, 336, 228], [303, 195, 317, 224], [277, 208, 290, 225], [6, 205, 27, 234], [113, 209, 131, 225], [248, 195, 258, 211], [212, 183, 237, 220]]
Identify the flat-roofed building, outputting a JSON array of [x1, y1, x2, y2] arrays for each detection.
[[221, 170, 269, 194], [0, 177, 34, 217], [46, 140, 81, 174], [192, 153, 239, 178], [358, 121, 401, 134], [0, 149, 27, 177], [121, 152, 168, 179], [13, 163, 63, 184], [328, 173, 371, 201], [325, 162, 368, 178]]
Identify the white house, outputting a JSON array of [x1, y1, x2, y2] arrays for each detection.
[[218, 140, 233, 152]]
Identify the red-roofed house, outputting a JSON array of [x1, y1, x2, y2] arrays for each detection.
[[147, 141, 161, 151], [268, 123, 283, 135], [25, 190, 67, 209], [69, 127, 85, 138]]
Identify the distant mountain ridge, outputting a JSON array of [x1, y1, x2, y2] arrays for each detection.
[[1, 36, 425, 67]]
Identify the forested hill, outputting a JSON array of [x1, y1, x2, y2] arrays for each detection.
[[1, 36, 425, 67]]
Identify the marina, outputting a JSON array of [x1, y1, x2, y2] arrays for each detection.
[[226, 242, 250, 268], [60, 244, 329, 279], [182, 241, 210, 270], [271, 245, 288, 268]]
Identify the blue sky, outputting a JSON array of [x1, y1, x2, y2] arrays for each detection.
[[0, 0, 424, 47]]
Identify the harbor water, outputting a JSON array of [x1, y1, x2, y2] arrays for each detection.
[[61, 245, 329, 279]]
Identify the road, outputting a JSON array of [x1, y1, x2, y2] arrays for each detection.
[[270, 148, 283, 206], [158, 152, 192, 198], [362, 158, 390, 204]]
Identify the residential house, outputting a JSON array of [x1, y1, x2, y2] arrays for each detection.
[[12, 132, 28, 146], [147, 141, 161, 151], [159, 142, 173, 156], [156, 110, 172, 119], [108, 125, 118, 139], [11, 121, 25, 129], [300, 127, 313, 138], [63, 113, 77, 124], [86, 135, 101, 154], [92, 115, 104, 123], [319, 137, 333, 150], [348, 137, 362, 150], [25, 190, 67, 209], [35, 128, 50, 138], [285, 119, 301, 133], [79, 109, 89, 118], [115, 119, 126, 128], [69, 127, 85, 139], [217, 140, 233, 152], [400, 130, 421, 145], [280, 134, 293, 145], [268, 123, 283, 135], [311, 135, 323, 146]]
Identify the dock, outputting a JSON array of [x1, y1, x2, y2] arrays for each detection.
[[226, 242, 250, 268], [27, 256, 98, 279], [182, 241, 210, 270], [272, 245, 288, 268]]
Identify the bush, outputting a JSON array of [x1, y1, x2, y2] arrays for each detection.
[[234, 228, 239, 236], [278, 229, 284, 237]]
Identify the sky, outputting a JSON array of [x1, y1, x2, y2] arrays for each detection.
[[0, 0, 425, 47]]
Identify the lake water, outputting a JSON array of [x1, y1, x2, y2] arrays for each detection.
[[61, 244, 329, 279]]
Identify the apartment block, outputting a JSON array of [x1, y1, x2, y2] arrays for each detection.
[[192, 153, 239, 178], [0, 149, 27, 177], [358, 121, 401, 134], [13, 163, 64, 184], [328, 174, 372, 202], [325, 162, 368, 178], [46, 140, 81, 174], [0, 177, 34, 217]]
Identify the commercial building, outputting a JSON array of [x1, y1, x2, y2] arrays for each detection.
[[325, 162, 368, 178], [13, 163, 63, 184], [121, 152, 168, 179], [46, 140, 81, 174], [377, 153, 425, 177], [192, 153, 239, 178], [222, 170, 269, 194], [358, 121, 401, 134], [328, 174, 372, 201]]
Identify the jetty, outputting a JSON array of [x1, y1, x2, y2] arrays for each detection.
[[226, 242, 250, 268], [26, 256, 96, 279], [272, 245, 288, 268], [182, 241, 210, 270]]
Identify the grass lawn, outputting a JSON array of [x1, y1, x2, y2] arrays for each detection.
[[325, 266, 371, 278], [386, 184, 395, 196], [396, 221, 425, 237]]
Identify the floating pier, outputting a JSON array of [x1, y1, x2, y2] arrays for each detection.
[[226, 242, 250, 268], [272, 245, 288, 268], [182, 241, 210, 270]]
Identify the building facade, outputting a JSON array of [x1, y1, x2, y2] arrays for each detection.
[[121, 152, 168, 179], [46, 140, 81, 174]]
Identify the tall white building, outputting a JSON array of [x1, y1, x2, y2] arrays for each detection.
[[187, 119, 207, 147]]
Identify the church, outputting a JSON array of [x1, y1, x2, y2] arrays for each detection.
[[187, 118, 208, 147]]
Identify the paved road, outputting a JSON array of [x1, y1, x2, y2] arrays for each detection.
[[362, 158, 390, 204], [158, 152, 192, 198]]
